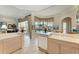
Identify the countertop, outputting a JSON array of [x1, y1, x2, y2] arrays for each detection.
[[48, 33, 79, 44], [35, 31, 53, 37], [0, 32, 22, 40]]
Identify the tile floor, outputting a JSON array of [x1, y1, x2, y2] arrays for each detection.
[[13, 33, 45, 54]]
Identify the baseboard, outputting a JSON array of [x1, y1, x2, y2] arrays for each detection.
[[38, 47, 48, 54]]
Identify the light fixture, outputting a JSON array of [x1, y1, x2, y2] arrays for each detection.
[[1, 24, 7, 33], [1, 25, 7, 29]]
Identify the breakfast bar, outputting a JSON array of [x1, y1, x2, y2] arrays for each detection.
[[0, 33, 23, 54], [48, 33, 79, 54]]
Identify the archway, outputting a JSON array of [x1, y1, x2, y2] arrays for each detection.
[[61, 17, 72, 33]]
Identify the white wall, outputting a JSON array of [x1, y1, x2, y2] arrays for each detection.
[[30, 6, 78, 32], [0, 16, 18, 26], [51, 6, 77, 31], [0, 5, 27, 18]]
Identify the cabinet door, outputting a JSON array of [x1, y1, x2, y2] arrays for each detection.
[[3, 36, 22, 53], [60, 42, 79, 54], [48, 39, 60, 54], [0, 40, 3, 53], [38, 36, 47, 50]]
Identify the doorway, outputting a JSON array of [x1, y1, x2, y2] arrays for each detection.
[[18, 21, 29, 33], [18, 21, 31, 47], [62, 17, 72, 33]]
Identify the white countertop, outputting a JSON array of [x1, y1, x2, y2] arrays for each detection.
[[35, 31, 53, 36], [0, 33, 22, 40], [48, 33, 79, 44]]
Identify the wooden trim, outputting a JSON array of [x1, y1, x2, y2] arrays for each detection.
[[10, 48, 22, 54], [38, 47, 48, 54], [61, 17, 72, 33], [34, 16, 54, 22]]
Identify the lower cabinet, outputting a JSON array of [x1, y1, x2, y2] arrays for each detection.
[[38, 36, 48, 53], [0, 36, 23, 54], [60, 42, 79, 54], [0, 40, 3, 53], [38, 36, 47, 50], [3, 36, 22, 53], [48, 38, 79, 54], [48, 39, 60, 54]]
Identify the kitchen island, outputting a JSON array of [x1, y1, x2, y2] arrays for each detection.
[[0, 33, 23, 54], [34, 31, 52, 53], [48, 33, 79, 54]]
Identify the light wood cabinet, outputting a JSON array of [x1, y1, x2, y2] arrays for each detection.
[[0, 35, 23, 54], [0, 40, 3, 53], [48, 39, 60, 54], [60, 41, 79, 54], [38, 36, 47, 50], [48, 38, 79, 54], [3, 36, 22, 53]]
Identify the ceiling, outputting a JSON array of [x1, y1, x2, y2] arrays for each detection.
[[14, 5, 73, 16], [0, 5, 28, 19], [0, 5, 73, 19], [14, 5, 51, 12]]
